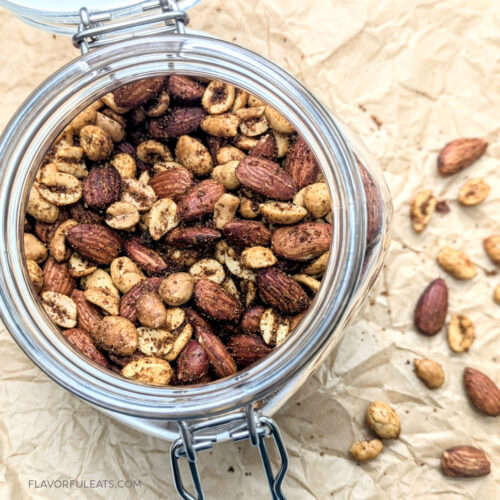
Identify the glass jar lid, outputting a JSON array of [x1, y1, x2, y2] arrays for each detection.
[[0, 0, 201, 36]]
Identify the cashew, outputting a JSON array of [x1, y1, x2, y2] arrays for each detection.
[[202, 81, 235, 114], [27, 259, 44, 292], [175, 135, 213, 176], [69, 99, 102, 132], [41, 291, 77, 328], [137, 140, 173, 164], [264, 106, 294, 134], [235, 106, 265, 121], [24, 233, 48, 263], [213, 193, 240, 229], [122, 357, 173, 385], [239, 115, 269, 137], [260, 308, 290, 347], [437, 247, 477, 280], [49, 219, 78, 262], [148, 198, 179, 240], [273, 131, 290, 158], [189, 258, 225, 284], [232, 89, 249, 111], [411, 190, 437, 233], [241, 246, 277, 269], [259, 201, 307, 224], [101, 93, 130, 114], [144, 90, 170, 117], [105, 201, 140, 230], [110, 153, 137, 179], [293, 274, 321, 293], [366, 401, 400, 439], [159, 273, 194, 306], [79, 125, 113, 161], [67, 252, 97, 278], [95, 112, 125, 142], [233, 135, 258, 151], [212, 161, 241, 190], [447, 314, 475, 353], [302, 252, 329, 276]]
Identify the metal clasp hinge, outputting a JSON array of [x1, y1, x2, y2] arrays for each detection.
[[171, 406, 289, 500], [74, 0, 189, 54]]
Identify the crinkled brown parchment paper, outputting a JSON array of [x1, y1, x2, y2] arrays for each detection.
[[0, 1, 499, 498]]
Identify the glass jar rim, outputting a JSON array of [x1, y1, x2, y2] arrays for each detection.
[[0, 33, 367, 419]]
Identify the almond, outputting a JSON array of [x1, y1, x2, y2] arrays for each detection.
[[42, 257, 76, 295], [148, 167, 193, 201], [83, 165, 122, 209], [119, 277, 163, 323], [194, 279, 243, 321], [414, 278, 448, 336], [256, 268, 309, 314], [113, 76, 165, 107], [124, 238, 168, 274], [241, 306, 266, 335], [168, 76, 205, 103], [463, 367, 500, 416], [236, 157, 297, 200], [358, 160, 383, 246], [149, 107, 205, 139], [63, 328, 109, 367], [165, 227, 221, 248], [249, 133, 277, 161], [177, 180, 225, 221], [222, 220, 271, 247], [196, 328, 237, 379], [226, 334, 271, 367], [176, 340, 210, 384], [284, 136, 319, 189], [441, 446, 490, 478], [71, 289, 103, 333], [66, 224, 122, 265], [437, 138, 488, 176], [271, 222, 332, 261], [69, 202, 103, 225]]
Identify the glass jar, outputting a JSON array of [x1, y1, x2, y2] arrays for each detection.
[[0, 2, 391, 498]]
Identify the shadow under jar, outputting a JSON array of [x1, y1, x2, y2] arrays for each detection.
[[0, 2, 391, 498]]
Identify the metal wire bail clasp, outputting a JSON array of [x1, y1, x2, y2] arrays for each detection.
[[74, 0, 189, 54], [170, 406, 289, 500]]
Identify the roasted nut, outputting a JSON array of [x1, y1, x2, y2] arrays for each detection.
[[349, 439, 383, 462], [113, 76, 165, 107], [211, 161, 241, 190], [41, 291, 77, 328], [110, 153, 137, 178], [149, 167, 193, 201], [137, 140, 173, 164], [67, 252, 97, 278], [292, 274, 321, 293], [95, 112, 125, 142], [159, 273, 194, 306], [241, 246, 277, 269], [259, 201, 307, 224], [105, 201, 140, 230], [84, 287, 119, 316], [144, 90, 170, 117], [241, 306, 266, 335], [102, 92, 131, 114], [79, 125, 113, 161], [27, 184, 60, 223], [110, 256, 144, 294], [147, 198, 178, 240], [69, 100, 102, 132], [49, 219, 78, 262], [250, 134, 277, 161], [222, 277, 239, 299], [239, 114, 269, 137], [366, 401, 400, 439], [176, 340, 210, 384], [303, 183, 331, 218], [24, 233, 48, 263], [42, 257, 76, 295], [410, 190, 437, 232], [165, 227, 220, 248], [273, 131, 290, 158], [463, 367, 500, 416], [441, 446, 491, 478], [177, 180, 225, 221], [93, 316, 138, 355], [414, 359, 445, 389], [196, 328, 236, 379], [189, 258, 225, 284], [83, 165, 122, 210], [233, 135, 258, 151], [240, 279, 257, 308], [151, 107, 205, 139], [437, 247, 477, 280], [82, 268, 119, 298], [201, 114, 240, 137], [302, 252, 329, 276], [122, 356, 172, 385], [495, 284, 500, 305], [168, 75, 205, 103], [284, 136, 319, 189], [119, 277, 163, 323], [137, 327, 172, 358], [414, 278, 448, 336], [124, 238, 168, 274], [259, 308, 290, 347], [216, 146, 246, 164], [63, 328, 109, 367], [213, 193, 240, 229], [66, 224, 122, 265], [232, 89, 249, 111], [27, 259, 44, 292], [136, 292, 168, 328], [458, 178, 490, 206], [221, 246, 256, 281], [175, 135, 213, 176], [202, 80, 235, 114], [437, 138, 488, 176], [447, 314, 475, 353], [264, 106, 294, 134], [53, 146, 88, 179], [194, 279, 243, 321], [226, 334, 271, 367], [71, 289, 102, 333], [120, 177, 157, 213], [239, 197, 261, 219], [37, 172, 82, 206], [163, 307, 186, 332], [484, 235, 500, 265]]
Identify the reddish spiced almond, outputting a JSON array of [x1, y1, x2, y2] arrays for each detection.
[[441, 446, 491, 478], [194, 279, 243, 321], [256, 268, 309, 315], [119, 277, 163, 323], [168, 75, 205, 103], [196, 328, 236, 379], [249, 134, 277, 161], [108, 351, 145, 368], [284, 136, 319, 189], [149, 107, 206, 139], [176, 340, 210, 384], [113, 76, 165, 107], [34, 209, 69, 244], [359, 159, 382, 246], [63, 328, 109, 368], [463, 367, 500, 416], [149, 167, 193, 201], [226, 334, 271, 368], [177, 180, 225, 221], [438, 138, 488, 176], [69, 202, 103, 225], [71, 289, 103, 333], [222, 220, 271, 247], [241, 306, 266, 335], [236, 157, 297, 200], [124, 238, 168, 274], [184, 307, 214, 334], [83, 165, 122, 209], [272, 222, 332, 261], [42, 257, 76, 296], [66, 224, 122, 265], [414, 278, 448, 336], [165, 227, 221, 248]]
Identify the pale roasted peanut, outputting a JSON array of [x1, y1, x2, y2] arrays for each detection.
[[101, 93, 131, 114], [93, 316, 137, 356], [68, 252, 97, 278], [110, 257, 145, 294], [175, 135, 213, 176], [224, 246, 256, 281], [189, 258, 225, 284], [293, 187, 308, 207], [122, 356, 173, 385], [27, 259, 44, 292], [259, 201, 307, 224], [49, 219, 78, 262], [212, 161, 241, 190], [84, 287, 119, 316], [216, 146, 246, 164], [414, 358, 445, 389], [159, 273, 194, 306], [69, 99, 102, 132], [495, 284, 500, 305], [81, 269, 120, 299], [164, 307, 186, 332], [458, 178, 490, 206], [240, 197, 260, 219], [138, 170, 151, 185], [293, 274, 321, 293], [144, 90, 170, 117], [232, 89, 249, 111], [136, 292, 168, 329], [54, 145, 88, 179], [152, 161, 185, 175], [366, 401, 400, 439], [137, 327, 174, 357], [264, 106, 295, 134], [148, 198, 178, 240], [222, 277, 240, 299], [200, 114, 240, 137], [167, 249, 198, 268], [95, 112, 125, 142], [79, 125, 113, 161], [37, 172, 82, 206], [349, 439, 383, 461], [233, 135, 258, 151], [273, 131, 290, 158], [484, 235, 500, 265], [240, 279, 257, 308], [241, 246, 277, 269], [215, 240, 229, 265], [120, 177, 157, 212], [437, 247, 477, 280], [24, 233, 48, 263], [110, 153, 137, 178], [260, 308, 290, 347], [235, 106, 265, 121], [163, 323, 192, 361], [202, 81, 235, 114], [41, 291, 77, 328], [26, 186, 60, 222], [213, 193, 240, 230], [37, 163, 58, 183], [137, 140, 173, 164], [447, 314, 475, 353], [304, 183, 331, 218], [411, 189, 437, 233], [248, 95, 265, 107], [239, 115, 269, 137], [303, 252, 329, 276], [105, 201, 140, 230]]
